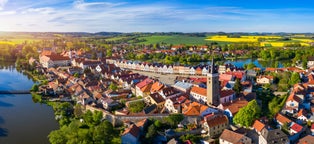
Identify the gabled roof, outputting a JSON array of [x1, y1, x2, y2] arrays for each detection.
[[287, 92, 302, 103], [261, 128, 288, 143], [151, 81, 164, 93], [182, 102, 209, 116], [150, 93, 165, 104], [122, 124, 140, 138], [275, 113, 292, 124], [222, 98, 248, 115], [291, 123, 303, 133], [205, 114, 228, 127], [219, 129, 247, 144], [252, 120, 265, 132], [136, 78, 153, 89], [190, 86, 206, 97]]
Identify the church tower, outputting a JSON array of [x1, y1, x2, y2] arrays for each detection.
[[207, 58, 220, 106]]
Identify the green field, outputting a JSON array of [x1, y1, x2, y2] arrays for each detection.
[[137, 35, 214, 45]]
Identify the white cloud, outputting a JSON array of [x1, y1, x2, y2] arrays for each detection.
[[22, 7, 55, 14], [0, 10, 15, 15], [73, 0, 125, 10], [0, 0, 8, 10]]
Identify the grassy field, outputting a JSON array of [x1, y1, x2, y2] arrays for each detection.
[[137, 35, 213, 45], [105, 36, 128, 41]]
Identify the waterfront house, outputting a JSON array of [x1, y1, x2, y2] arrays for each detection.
[[40, 53, 71, 68]]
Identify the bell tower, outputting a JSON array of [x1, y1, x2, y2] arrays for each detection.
[[207, 58, 220, 106]]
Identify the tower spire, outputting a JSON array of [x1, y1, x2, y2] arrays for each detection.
[[211, 57, 215, 74]]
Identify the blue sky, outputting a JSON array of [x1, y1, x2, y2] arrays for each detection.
[[0, 0, 314, 32]]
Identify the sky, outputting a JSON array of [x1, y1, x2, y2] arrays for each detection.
[[0, 0, 314, 32]]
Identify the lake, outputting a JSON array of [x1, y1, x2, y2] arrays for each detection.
[[0, 64, 58, 144]]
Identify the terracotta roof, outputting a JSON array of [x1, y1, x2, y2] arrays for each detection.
[[298, 135, 314, 144], [219, 74, 233, 81], [136, 118, 148, 128], [220, 89, 235, 98], [140, 83, 152, 93], [48, 54, 70, 61], [150, 81, 164, 93], [252, 120, 265, 132], [136, 78, 153, 89], [275, 113, 292, 124], [41, 50, 54, 56], [190, 86, 206, 97], [312, 124, 314, 130], [222, 98, 248, 115], [205, 114, 228, 127], [122, 124, 140, 138], [287, 92, 302, 103], [265, 67, 277, 72], [291, 123, 303, 133], [182, 102, 209, 116], [219, 129, 246, 144]]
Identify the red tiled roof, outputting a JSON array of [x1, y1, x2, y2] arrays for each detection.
[[291, 123, 303, 133], [122, 124, 140, 138], [275, 113, 292, 124], [222, 98, 248, 115], [205, 114, 228, 127], [136, 78, 153, 89], [219, 74, 233, 81], [150, 81, 164, 93], [252, 120, 265, 132], [190, 86, 206, 97], [220, 89, 235, 98], [182, 102, 209, 116]]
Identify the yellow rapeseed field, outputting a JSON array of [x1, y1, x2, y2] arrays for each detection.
[[206, 35, 281, 43], [0, 41, 15, 45]]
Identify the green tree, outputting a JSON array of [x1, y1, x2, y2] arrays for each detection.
[[165, 114, 184, 128], [74, 104, 84, 118], [92, 120, 115, 143], [145, 124, 157, 141], [233, 78, 242, 96], [73, 72, 79, 78], [289, 72, 301, 86], [48, 129, 67, 144], [31, 84, 39, 92], [109, 83, 118, 91], [128, 101, 145, 113], [233, 100, 261, 127]]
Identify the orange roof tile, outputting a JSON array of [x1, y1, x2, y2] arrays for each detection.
[[150, 81, 164, 93], [220, 89, 235, 98], [205, 114, 228, 127], [190, 86, 206, 97], [275, 113, 292, 124], [252, 120, 265, 132], [182, 102, 209, 116], [298, 135, 314, 144]]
